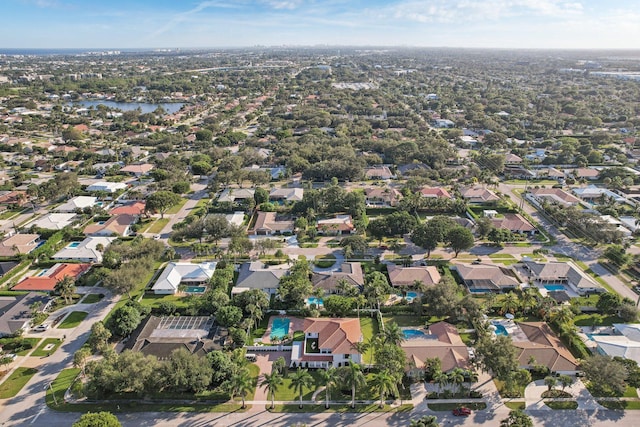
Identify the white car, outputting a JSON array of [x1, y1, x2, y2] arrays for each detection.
[[4, 353, 17, 361], [34, 324, 50, 332]]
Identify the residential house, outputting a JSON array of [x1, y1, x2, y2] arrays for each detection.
[[572, 185, 626, 204], [419, 187, 452, 199], [232, 261, 289, 295], [86, 181, 128, 193], [491, 213, 536, 235], [290, 317, 362, 369], [0, 234, 39, 257], [120, 163, 154, 176], [571, 168, 600, 181], [217, 188, 255, 204], [397, 163, 430, 176], [54, 196, 97, 213], [591, 324, 640, 365], [269, 188, 304, 203], [83, 214, 136, 236], [0, 292, 52, 337], [433, 119, 455, 128], [0, 190, 28, 207], [513, 322, 580, 374], [402, 321, 471, 377], [13, 263, 91, 292], [125, 316, 227, 359], [109, 201, 145, 216], [387, 264, 441, 288], [545, 167, 566, 181], [460, 187, 500, 204], [453, 263, 520, 293], [523, 260, 603, 295], [28, 213, 77, 230], [364, 187, 403, 207], [317, 215, 355, 235], [152, 262, 217, 295], [312, 262, 364, 294], [365, 166, 394, 180], [249, 211, 294, 236], [0, 261, 19, 278], [529, 188, 581, 207], [505, 153, 523, 164], [225, 211, 245, 227], [52, 236, 116, 263]]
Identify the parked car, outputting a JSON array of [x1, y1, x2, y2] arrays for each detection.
[[2, 353, 17, 361], [453, 407, 472, 416], [34, 323, 50, 332]]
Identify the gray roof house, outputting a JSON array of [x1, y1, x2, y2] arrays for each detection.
[[152, 262, 217, 295], [453, 263, 520, 293], [232, 261, 289, 295], [0, 292, 52, 337], [523, 260, 603, 295]]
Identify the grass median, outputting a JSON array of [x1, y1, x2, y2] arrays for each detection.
[[0, 367, 38, 399]]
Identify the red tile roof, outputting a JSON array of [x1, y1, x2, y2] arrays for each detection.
[[13, 263, 90, 292], [302, 318, 361, 354], [109, 201, 145, 216]]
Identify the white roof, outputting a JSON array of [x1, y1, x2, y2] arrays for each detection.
[[29, 213, 77, 230], [225, 212, 245, 227], [54, 196, 97, 212], [152, 262, 217, 292], [52, 236, 116, 262], [86, 181, 128, 193]]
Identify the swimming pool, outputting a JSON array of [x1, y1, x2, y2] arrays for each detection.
[[494, 324, 509, 336], [185, 286, 206, 294], [406, 292, 418, 299], [271, 317, 291, 340], [544, 284, 565, 291], [67, 242, 81, 248], [307, 297, 323, 306], [403, 329, 426, 339]]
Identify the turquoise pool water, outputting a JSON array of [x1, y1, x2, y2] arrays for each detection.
[[406, 292, 418, 298], [403, 329, 426, 339], [494, 324, 508, 336], [544, 284, 565, 291], [185, 286, 206, 293], [271, 317, 291, 340], [67, 242, 81, 248], [307, 297, 323, 306]]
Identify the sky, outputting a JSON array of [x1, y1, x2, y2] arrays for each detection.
[[2, 0, 640, 50]]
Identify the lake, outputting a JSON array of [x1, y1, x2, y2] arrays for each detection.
[[69, 100, 185, 114]]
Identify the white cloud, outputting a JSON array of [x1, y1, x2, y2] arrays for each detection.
[[379, 0, 584, 24], [261, 0, 305, 9]]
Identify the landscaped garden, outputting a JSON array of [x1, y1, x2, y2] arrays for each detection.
[[58, 311, 88, 329]]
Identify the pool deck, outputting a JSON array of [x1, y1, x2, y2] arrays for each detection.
[[261, 315, 305, 344], [492, 319, 529, 342]]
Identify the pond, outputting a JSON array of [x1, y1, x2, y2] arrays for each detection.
[[68, 100, 184, 114]]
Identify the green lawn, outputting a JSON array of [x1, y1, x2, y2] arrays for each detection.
[[32, 338, 63, 357], [488, 254, 516, 260], [58, 311, 88, 329], [273, 370, 322, 401], [574, 313, 623, 327], [81, 293, 104, 304], [165, 198, 188, 215], [546, 401, 578, 410], [139, 293, 192, 309], [427, 402, 487, 411], [266, 403, 413, 413], [0, 337, 40, 356], [46, 368, 247, 412], [598, 400, 640, 410], [148, 218, 170, 234], [0, 367, 38, 398], [314, 254, 337, 268], [360, 316, 379, 363], [504, 401, 526, 410]]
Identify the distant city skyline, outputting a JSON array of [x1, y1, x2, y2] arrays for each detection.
[[3, 0, 640, 50]]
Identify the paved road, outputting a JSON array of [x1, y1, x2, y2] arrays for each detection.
[[499, 183, 639, 303], [0, 290, 121, 427]]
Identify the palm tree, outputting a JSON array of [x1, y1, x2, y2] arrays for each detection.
[[317, 367, 339, 409], [382, 321, 405, 346], [500, 292, 519, 315], [433, 370, 449, 395], [520, 287, 539, 315], [261, 372, 283, 410], [54, 276, 76, 304], [551, 306, 575, 326], [448, 368, 466, 396], [289, 368, 313, 409], [370, 370, 398, 408], [226, 369, 253, 409], [345, 362, 367, 408]]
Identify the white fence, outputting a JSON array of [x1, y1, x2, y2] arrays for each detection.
[[245, 345, 292, 352]]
